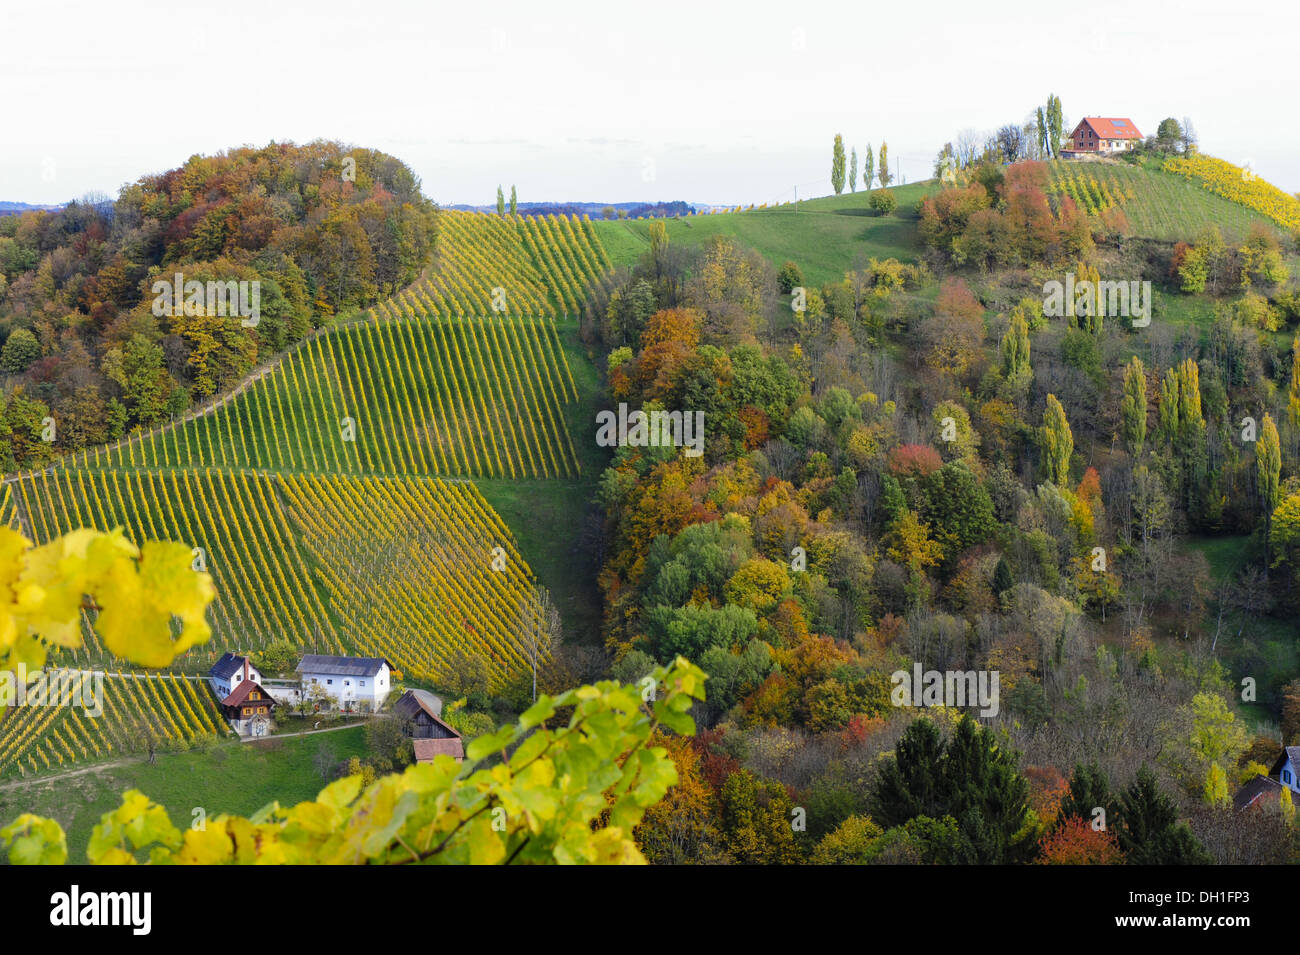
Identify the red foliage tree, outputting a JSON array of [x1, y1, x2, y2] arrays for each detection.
[[888, 443, 944, 479], [1038, 816, 1125, 865]]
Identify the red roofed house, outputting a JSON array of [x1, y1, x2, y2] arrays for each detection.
[[1064, 117, 1143, 156], [208, 652, 276, 738]]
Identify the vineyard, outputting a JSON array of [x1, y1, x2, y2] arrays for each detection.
[[2, 468, 546, 690], [1162, 153, 1300, 233], [382, 210, 613, 320], [0, 209, 610, 778], [1046, 159, 1285, 241], [1047, 162, 1136, 216], [0, 670, 230, 777], [85, 313, 582, 479]]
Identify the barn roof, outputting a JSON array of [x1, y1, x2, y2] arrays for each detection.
[[1077, 117, 1143, 140], [395, 688, 443, 720], [296, 655, 391, 678], [413, 737, 465, 762]]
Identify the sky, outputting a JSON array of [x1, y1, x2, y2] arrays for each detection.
[[2, 0, 1297, 207]]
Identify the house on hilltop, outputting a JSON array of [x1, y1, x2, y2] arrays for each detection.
[[297, 654, 393, 712], [1063, 117, 1143, 157]]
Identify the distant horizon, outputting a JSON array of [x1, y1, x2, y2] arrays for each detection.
[[4, 0, 1296, 204], [4, 132, 1293, 213]]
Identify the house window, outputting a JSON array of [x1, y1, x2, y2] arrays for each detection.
[[345, 680, 351, 686], [1286, 770, 1293, 785], [327, 679, 333, 685], [361, 680, 367, 687]]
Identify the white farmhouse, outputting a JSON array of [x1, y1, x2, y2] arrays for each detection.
[[296, 655, 393, 711], [208, 652, 263, 699]]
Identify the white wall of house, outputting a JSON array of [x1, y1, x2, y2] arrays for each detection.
[[210, 661, 262, 699], [301, 664, 390, 710], [1280, 756, 1299, 793]]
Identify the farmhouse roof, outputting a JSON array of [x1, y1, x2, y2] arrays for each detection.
[[296, 655, 391, 678], [413, 737, 465, 762], [209, 652, 250, 681], [221, 679, 275, 708], [1233, 773, 1284, 811], [1077, 117, 1143, 140]]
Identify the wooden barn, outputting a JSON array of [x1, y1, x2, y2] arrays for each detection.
[[394, 689, 464, 762]]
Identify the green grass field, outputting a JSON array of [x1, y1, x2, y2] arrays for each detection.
[[0, 727, 368, 863], [476, 318, 609, 644], [591, 182, 940, 287]]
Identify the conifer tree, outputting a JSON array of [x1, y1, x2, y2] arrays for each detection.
[[1117, 767, 1210, 864]]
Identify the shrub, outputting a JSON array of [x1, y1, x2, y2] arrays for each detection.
[[868, 191, 898, 216]]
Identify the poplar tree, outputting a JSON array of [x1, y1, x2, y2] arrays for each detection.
[[831, 134, 846, 195], [877, 142, 893, 188], [496, 185, 505, 216], [1121, 356, 1148, 457], [849, 148, 858, 193], [1158, 359, 1204, 446], [1288, 336, 1300, 429], [1000, 307, 1032, 396], [1045, 94, 1064, 158], [1258, 412, 1281, 531], [1042, 393, 1074, 485], [862, 143, 875, 191], [509, 185, 517, 215]]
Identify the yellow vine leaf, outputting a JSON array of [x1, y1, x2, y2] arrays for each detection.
[[0, 527, 214, 675]]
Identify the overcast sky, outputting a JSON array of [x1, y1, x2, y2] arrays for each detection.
[[3, 0, 1296, 206]]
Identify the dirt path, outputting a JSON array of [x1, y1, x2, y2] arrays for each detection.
[[0, 758, 135, 791], [240, 722, 365, 742]]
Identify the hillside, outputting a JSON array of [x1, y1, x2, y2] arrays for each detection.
[[1046, 158, 1289, 242], [0, 205, 619, 782], [592, 181, 938, 286]]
